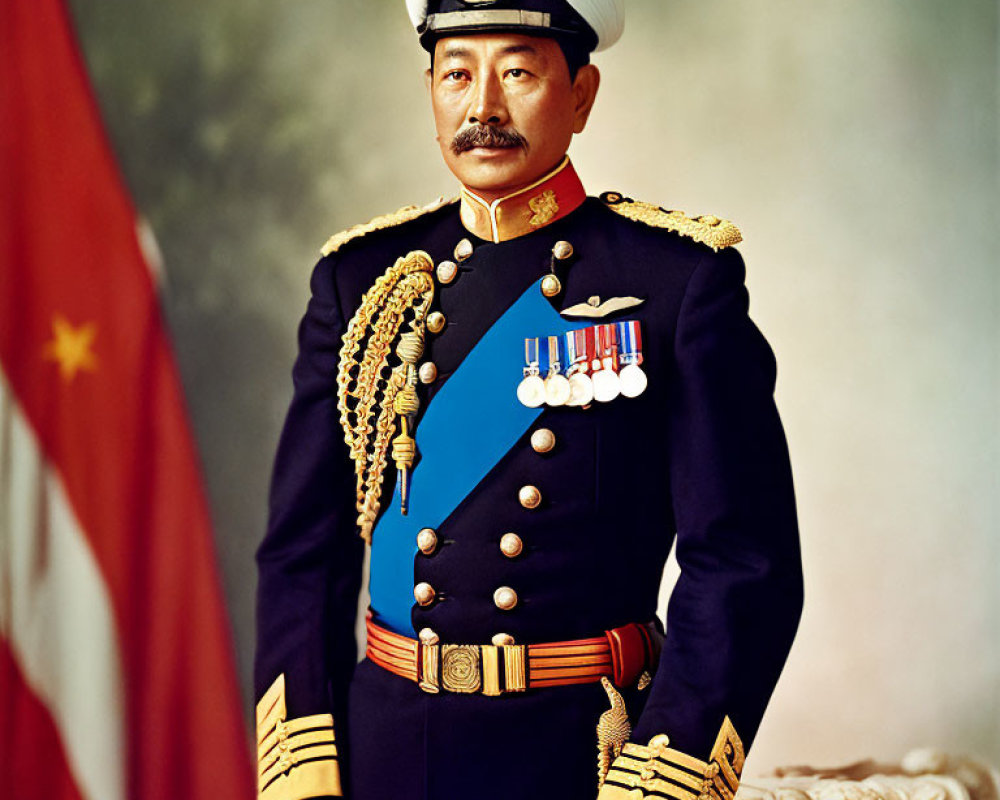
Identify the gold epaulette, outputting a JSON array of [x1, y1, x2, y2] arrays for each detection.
[[597, 717, 745, 800], [256, 674, 342, 800], [320, 196, 457, 256], [601, 191, 742, 252]]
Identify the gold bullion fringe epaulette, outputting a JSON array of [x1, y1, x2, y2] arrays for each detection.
[[337, 250, 436, 542], [600, 191, 742, 252], [321, 196, 457, 256], [256, 674, 342, 800], [597, 717, 744, 800]]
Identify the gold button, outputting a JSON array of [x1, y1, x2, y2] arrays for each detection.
[[518, 485, 542, 509], [552, 240, 574, 260], [491, 632, 515, 646], [426, 311, 446, 334], [436, 259, 458, 284], [699, 214, 720, 226], [530, 428, 555, 453], [493, 586, 518, 611], [414, 582, 436, 606], [418, 362, 438, 384], [454, 238, 474, 261], [418, 627, 440, 645], [416, 527, 438, 554], [499, 532, 523, 558], [540, 274, 562, 298], [648, 734, 671, 751]]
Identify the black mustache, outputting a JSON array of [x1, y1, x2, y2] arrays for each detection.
[[451, 125, 528, 155]]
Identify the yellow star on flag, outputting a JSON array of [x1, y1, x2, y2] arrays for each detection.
[[43, 314, 99, 382]]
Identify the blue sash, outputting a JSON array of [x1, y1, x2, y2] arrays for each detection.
[[369, 277, 574, 634]]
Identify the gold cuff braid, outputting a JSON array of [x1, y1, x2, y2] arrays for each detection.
[[256, 674, 342, 800], [597, 717, 744, 800]]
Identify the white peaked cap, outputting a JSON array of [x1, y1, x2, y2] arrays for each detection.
[[404, 0, 625, 53], [405, 0, 429, 28], [570, 0, 625, 51]]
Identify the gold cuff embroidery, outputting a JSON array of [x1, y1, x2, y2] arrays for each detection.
[[260, 759, 341, 800], [704, 717, 745, 800], [256, 674, 343, 800], [597, 717, 743, 800]]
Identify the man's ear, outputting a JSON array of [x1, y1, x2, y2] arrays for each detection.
[[571, 64, 601, 134], [424, 67, 433, 91]]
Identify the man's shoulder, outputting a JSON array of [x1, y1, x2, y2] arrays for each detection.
[[319, 195, 459, 257], [592, 191, 742, 254]]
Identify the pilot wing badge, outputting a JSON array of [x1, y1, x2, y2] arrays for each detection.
[[560, 295, 645, 319]]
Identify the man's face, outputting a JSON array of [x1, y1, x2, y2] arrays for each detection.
[[429, 33, 598, 199]]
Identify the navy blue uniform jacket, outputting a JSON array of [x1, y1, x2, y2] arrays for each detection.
[[255, 190, 803, 800]]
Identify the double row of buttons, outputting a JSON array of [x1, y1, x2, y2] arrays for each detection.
[[412, 424, 556, 613], [411, 238, 559, 643]]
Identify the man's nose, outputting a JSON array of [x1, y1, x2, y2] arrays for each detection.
[[468, 73, 508, 126]]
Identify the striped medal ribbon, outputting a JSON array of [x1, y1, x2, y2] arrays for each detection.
[[516, 336, 546, 408], [616, 320, 648, 398], [543, 335, 571, 407], [591, 323, 621, 403], [564, 327, 594, 406]]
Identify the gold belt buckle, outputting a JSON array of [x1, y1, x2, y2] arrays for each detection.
[[440, 644, 482, 693], [419, 640, 527, 696]]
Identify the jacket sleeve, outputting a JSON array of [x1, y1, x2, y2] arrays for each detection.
[[601, 248, 803, 800], [254, 253, 365, 800]]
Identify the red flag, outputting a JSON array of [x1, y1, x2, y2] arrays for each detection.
[[0, 2, 253, 799]]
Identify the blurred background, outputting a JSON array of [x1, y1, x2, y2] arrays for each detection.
[[65, 0, 997, 774]]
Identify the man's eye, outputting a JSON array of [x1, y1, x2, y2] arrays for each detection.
[[444, 70, 467, 82], [505, 68, 528, 79]]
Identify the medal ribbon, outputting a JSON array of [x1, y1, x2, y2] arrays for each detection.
[[585, 326, 599, 372], [616, 320, 643, 365], [523, 337, 539, 376], [547, 335, 562, 375], [598, 323, 619, 371]]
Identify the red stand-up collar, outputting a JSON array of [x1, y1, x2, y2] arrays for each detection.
[[459, 157, 586, 243]]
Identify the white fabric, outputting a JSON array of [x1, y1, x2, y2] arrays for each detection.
[[405, 0, 428, 28], [0, 371, 127, 800], [404, 0, 625, 51], [568, 0, 625, 51]]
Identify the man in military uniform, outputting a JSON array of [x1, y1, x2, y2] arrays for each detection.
[[254, 2, 803, 799]]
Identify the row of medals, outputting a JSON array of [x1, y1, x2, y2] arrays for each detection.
[[517, 321, 648, 408]]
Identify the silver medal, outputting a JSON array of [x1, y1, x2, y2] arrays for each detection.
[[592, 367, 621, 403], [593, 324, 621, 403], [544, 374, 571, 406], [619, 363, 648, 398], [542, 335, 570, 406], [518, 336, 546, 407], [517, 375, 546, 408], [567, 372, 594, 406]]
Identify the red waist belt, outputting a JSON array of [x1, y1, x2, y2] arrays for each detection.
[[366, 617, 660, 696]]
